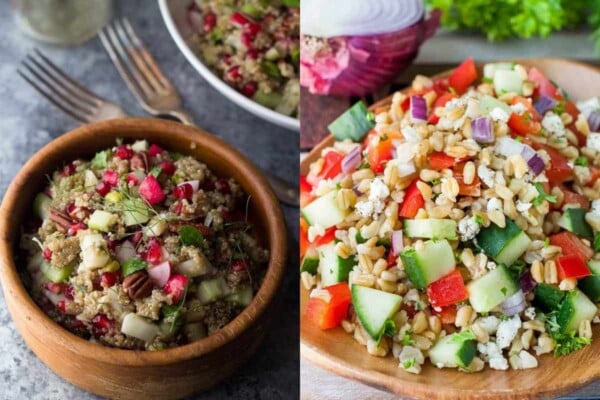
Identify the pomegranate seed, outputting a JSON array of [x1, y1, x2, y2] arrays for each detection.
[[44, 282, 64, 293], [164, 274, 189, 304], [230, 11, 251, 27], [145, 239, 162, 265], [95, 181, 111, 197], [226, 66, 241, 82], [215, 179, 231, 194], [241, 82, 257, 97], [247, 49, 259, 59], [68, 222, 86, 236], [159, 160, 176, 176], [241, 32, 255, 48], [57, 300, 67, 313], [115, 145, 134, 160], [100, 271, 120, 288], [60, 163, 76, 177], [105, 238, 118, 251], [127, 173, 141, 185], [173, 183, 194, 200], [148, 144, 164, 157], [103, 170, 119, 187], [222, 54, 232, 65], [245, 22, 262, 36], [203, 11, 217, 32], [65, 202, 76, 215], [42, 248, 53, 261], [131, 231, 143, 245], [139, 176, 165, 205], [64, 284, 75, 300], [92, 313, 114, 337], [232, 260, 246, 272]]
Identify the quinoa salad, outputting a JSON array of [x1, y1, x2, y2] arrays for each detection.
[[20, 140, 269, 350], [188, 0, 299, 116], [300, 59, 600, 374]]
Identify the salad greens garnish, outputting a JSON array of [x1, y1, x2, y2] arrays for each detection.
[[532, 183, 557, 206]]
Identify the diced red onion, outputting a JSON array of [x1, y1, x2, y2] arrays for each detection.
[[391, 230, 403, 256], [519, 270, 537, 294], [147, 261, 171, 288], [410, 95, 427, 123], [341, 146, 362, 174], [179, 180, 199, 192], [115, 241, 136, 264], [588, 110, 600, 132], [520, 146, 545, 175], [471, 117, 493, 143], [353, 185, 363, 196], [534, 95, 557, 116], [495, 137, 524, 158], [501, 289, 527, 316]]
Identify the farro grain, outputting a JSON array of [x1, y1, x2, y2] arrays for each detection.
[[412, 311, 429, 334], [455, 305, 473, 327], [544, 260, 558, 284], [580, 319, 593, 339]]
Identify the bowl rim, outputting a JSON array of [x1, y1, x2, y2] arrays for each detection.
[[157, 0, 300, 132], [299, 58, 600, 399], [0, 117, 287, 367]]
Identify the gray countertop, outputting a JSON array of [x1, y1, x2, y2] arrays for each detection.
[[0, 1, 298, 399]]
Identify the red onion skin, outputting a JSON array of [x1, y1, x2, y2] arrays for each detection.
[[471, 117, 493, 143], [519, 270, 537, 294], [391, 230, 403, 256], [501, 290, 527, 316], [341, 146, 362, 174]]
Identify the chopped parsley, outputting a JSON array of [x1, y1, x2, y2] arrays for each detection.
[[501, 287, 508, 295], [178, 225, 205, 247], [474, 215, 484, 225], [430, 178, 441, 186], [482, 77, 493, 84], [358, 160, 371, 170], [574, 156, 589, 167], [122, 257, 147, 277], [594, 232, 600, 252], [532, 182, 557, 206], [149, 166, 163, 178], [402, 357, 417, 370], [400, 329, 416, 346], [546, 313, 591, 356]]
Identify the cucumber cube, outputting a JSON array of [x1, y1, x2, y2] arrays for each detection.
[[557, 289, 597, 333], [351, 284, 402, 340], [400, 239, 456, 290], [88, 210, 118, 232], [468, 265, 518, 312]]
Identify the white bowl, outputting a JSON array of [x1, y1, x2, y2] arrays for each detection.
[[158, 0, 299, 131]]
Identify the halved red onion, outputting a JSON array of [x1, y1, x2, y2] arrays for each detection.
[[410, 95, 427, 123], [501, 289, 527, 316], [521, 146, 545, 175], [534, 95, 557, 116], [495, 137, 524, 158], [471, 117, 493, 143], [588, 110, 600, 132], [391, 230, 403, 256], [147, 261, 171, 288], [519, 270, 537, 294], [341, 146, 362, 174], [179, 180, 200, 192], [115, 241, 136, 264]]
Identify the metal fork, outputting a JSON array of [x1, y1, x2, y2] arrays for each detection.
[[17, 49, 126, 123], [99, 18, 298, 207]]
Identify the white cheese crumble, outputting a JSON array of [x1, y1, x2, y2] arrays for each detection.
[[524, 307, 536, 320], [510, 102, 527, 115], [489, 356, 509, 370], [477, 165, 496, 187], [478, 316, 500, 334], [541, 111, 565, 137], [591, 199, 600, 214], [576, 97, 600, 118], [369, 178, 390, 202], [355, 200, 375, 218], [486, 261, 497, 270], [496, 315, 522, 349], [489, 107, 509, 123], [587, 132, 600, 151], [477, 342, 508, 370], [458, 215, 480, 242], [487, 197, 502, 213], [401, 125, 420, 142]]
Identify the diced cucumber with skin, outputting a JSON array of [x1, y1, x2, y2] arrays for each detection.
[[400, 239, 456, 290], [428, 331, 477, 369], [483, 62, 514, 79], [33, 193, 52, 220], [493, 69, 523, 95], [197, 277, 229, 304], [579, 261, 600, 302], [121, 313, 159, 342], [557, 289, 598, 333], [479, 95, 512, 116], [404, 219, 457, 240], [351, 285, 402, 340], [41, 261, 74, 283], [300, 247, 319, 275], [328, 101, 375, 142], [476, 219, 531, 265], [558, 208, 593, 239], [226, 285, 253, 306], [319, 242, 355, 287], [468, 265, 519, 312], [301, 190, 349, 229], [88, 210, 118, 232], [122, 198, 150, 226], [84, 170, 99, 188], [131, 140, 149, 152], [533, 283, 565, 312]]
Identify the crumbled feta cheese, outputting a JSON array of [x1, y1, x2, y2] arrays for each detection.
[[458, 216, 480, 242], [593, 316, 600, 324], [401, 125, 419, 142], [574, 165, 592, 186], [592, 199, 600, 214], [399, 345, 424, 374], [477, 165, 496, 187], [510, 102, 527, 115], [524, 307, 536, 320], [515, 200, 532, 218], [587, 132, 600, 151], [478, 316, 500, 334], [541, 112, 565, 137], [576, 97, 600, 118], [395, 142, 417, 163], [355, 200, 375, 218], [486, 261, 497, 270], [487, 197, 502, 213], [489, 356, 509, 370], [490, 107, 509, 123], [369, 178, 390, 202], [496, 315, 522, 349], [477, 341, 508, 370]]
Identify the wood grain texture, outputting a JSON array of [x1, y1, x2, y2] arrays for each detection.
[[300, 59, 600, 400], [0, 118, 288, 400]]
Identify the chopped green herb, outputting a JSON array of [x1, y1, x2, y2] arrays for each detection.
[[430, 178, 441, 186], [546, 312, 591, 356], [149, 166, 163, 178], [575, 156, 589, 166], [501, 287, 508, 295], [532, 182, 557, 206], [402, 357, 417, 370], [594, 232, 600, 252], [169, 151, 183, 161], [544, 237, 550, 248], [378, 319, 397, 344], [261, 60, 281, 79], [178, 225, 204, 247], [122, 257, 147, 277], [553, 102, 565, 115], [401, 329, 416, 346], [482, 77, 493, 83], [474, 215, 485, 225], [515, 136, 523, 143], [358, 161, 370, 170]]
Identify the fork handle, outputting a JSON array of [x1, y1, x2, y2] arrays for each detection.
[[168, 109, 196, 126]]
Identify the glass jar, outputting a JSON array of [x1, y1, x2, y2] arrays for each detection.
[[12, 0, 112, 46]]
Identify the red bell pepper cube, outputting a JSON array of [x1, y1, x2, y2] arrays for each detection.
[[300, 176, 315, 208], [365, 131, 403, 174], [528, 67, 560, 100], [448, 57, 477, 95], [433, 304, 458, 325], [305, 282, 352, 330], [318, 151, 344, 181], [550, 232, 594, 263], [300, 218, 310, 259], [429, 152, 457, 171], [561, 189, 590, 211], [398, 180, 425, 219], [453, 162, 481, 197], [557, 254, 592, 281], [533, 144, 573, 185], [426, 269, 468, 308], [314, 227, 336, 246]]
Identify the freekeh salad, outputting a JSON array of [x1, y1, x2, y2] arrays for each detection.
[[300, 58, 600, 373]]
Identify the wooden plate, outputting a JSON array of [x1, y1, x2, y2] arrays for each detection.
[[300, 59, 600, 399]]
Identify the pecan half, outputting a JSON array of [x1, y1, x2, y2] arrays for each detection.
[[122, 270, 153, 300], [49, 208, 74, 232]]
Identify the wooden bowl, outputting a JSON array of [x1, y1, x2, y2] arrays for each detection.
[[0, 118, 288, 400], [300, 59, 600, 399]]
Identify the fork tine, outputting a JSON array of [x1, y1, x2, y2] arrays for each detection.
[[100, 22, 153, 99], [17, 69, 88, 123], [33, 49, 103, 107], [120, 18, 170, 89], [21, 57, 95, 117]]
